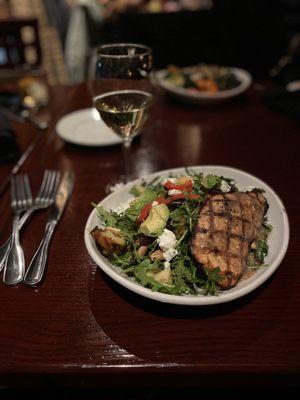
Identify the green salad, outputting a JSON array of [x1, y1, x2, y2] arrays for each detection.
[[164, 65, 241, 93], [91, 170, 272, 296]]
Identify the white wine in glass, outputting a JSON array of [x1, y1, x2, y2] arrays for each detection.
[[94, 90, 153, 141], [90, 43, 153, 190]]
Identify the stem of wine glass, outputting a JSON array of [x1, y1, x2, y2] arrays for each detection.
[[122, 137, 132, 184]]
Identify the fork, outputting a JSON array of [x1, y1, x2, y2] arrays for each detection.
[[0, 170, 60, 273], [3, 175, 33, 285]]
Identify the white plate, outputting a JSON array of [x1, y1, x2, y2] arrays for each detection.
[[84, 166, 289, 306], [55, 107, 122, 146], [155, 67, 252, 104]]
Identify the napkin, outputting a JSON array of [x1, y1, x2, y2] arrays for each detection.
[[0, 115, 21, 164]]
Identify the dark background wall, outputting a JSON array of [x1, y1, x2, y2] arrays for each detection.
[[86, 0, 300, 77]]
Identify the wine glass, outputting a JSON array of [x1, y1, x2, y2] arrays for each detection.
[[90, 43, 154, 190]]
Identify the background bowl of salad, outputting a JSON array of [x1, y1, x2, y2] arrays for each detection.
[[154, 64, 252, 104]]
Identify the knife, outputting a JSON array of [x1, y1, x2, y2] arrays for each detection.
[[0, 105, 49, 130], [23, 171, 75, 286], [0, 134, 43, 197]]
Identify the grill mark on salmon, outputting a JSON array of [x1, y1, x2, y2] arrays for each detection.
[[190, 191, 268, 288]]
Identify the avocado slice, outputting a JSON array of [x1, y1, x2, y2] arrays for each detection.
[[139, 203, 169, 236], [148, 268, 173, 286]]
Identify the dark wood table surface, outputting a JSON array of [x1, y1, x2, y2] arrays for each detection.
[[0, 83, 299, 390]]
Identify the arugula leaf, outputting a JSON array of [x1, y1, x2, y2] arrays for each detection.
[[92, 203, 137, 246], [93, 204, 119, 227], [112, 252, 133, 268], [168, 198, 199, 238], [137, 258, 159, 271], [263, 219, 273, 233], [172, 257, 199, 295], [199, 267, 222, 296], [202, 174, 222, 189], [172, 260, 191, 294], [134, 269, 164, 292], [254, 240, 269, 264], [130, 259, 170, 292]]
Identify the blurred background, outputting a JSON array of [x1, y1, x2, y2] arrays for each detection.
[[0, 0, 299, 85]]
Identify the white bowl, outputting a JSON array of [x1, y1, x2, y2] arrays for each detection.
[[84, 166, 289, 305], [154, 67, 252, 104]]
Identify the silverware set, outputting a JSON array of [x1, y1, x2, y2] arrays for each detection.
[[0, 170, 74, 286]]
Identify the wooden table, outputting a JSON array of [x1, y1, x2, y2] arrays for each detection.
[[0, 83, 299, 390]]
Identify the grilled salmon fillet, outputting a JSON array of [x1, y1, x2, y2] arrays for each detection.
[[190, 191, 268, 288]]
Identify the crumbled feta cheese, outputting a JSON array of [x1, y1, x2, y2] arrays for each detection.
[[161, 177, 177, 185], [158, 229, 177, 251], [152, 201, 159, 207], [168, 189, 182, 196], [158, 229, 178, 264], [163, 248, 178, 262], [164, 261, 171, 269], [220, 180, 231, 193]]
